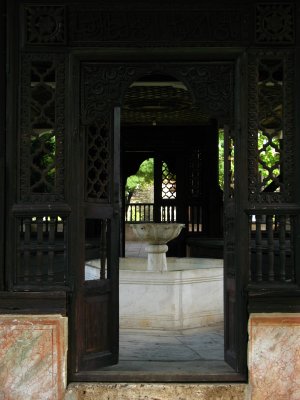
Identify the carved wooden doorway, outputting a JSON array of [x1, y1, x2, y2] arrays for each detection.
[[3, 0, 299, 389], [69, 58, 247, 380]]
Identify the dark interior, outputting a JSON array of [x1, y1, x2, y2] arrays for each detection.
[[121, 75, 223, 258]]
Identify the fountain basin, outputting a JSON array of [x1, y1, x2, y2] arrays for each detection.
[[130, 223, 185, 244], [119, 257, 223, 330], [130, 223, 185, 271], [85, 257, 223, 330]]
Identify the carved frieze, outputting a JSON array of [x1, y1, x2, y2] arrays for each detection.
[[255, 3, 295, 44], [81, 63, 233, 125], [24, 5, 66, 44], [178, 65, 233, 123], [69, 7, 253, 46], [81, 64, 136, 124], [22, 2, 297, 47]]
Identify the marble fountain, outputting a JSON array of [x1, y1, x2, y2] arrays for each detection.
[[86, 223, 223, 331], [130, 223, 186, 272]]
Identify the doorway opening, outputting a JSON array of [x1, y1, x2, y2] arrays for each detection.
[[111, 72, 229, 375], [76, 60, 244, 381]]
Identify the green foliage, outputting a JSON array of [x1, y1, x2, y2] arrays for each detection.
[[30, 130, 56, 191], [218, 129, 224, 190], [125, 158, 154, 203], [218, 129, 281, 192], [258, 131, 280, 184]]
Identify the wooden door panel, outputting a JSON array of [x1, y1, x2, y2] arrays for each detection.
[[71, 93, 120, 375], [224, 279, 236, 367], [75, 215, 119, 372], [223, 126, 238, 370], [79, 291, 112, 370], [85, 294, 109, 353]]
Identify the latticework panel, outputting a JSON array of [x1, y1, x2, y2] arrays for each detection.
[[258, 59, 283, 193], [247, 50, 297, 287], [161, 162, 176, 200], [248, 51, 295, 204], [86, 120, 111, 202], [20, 54, 65, 202], [16, 215, 68, 287]]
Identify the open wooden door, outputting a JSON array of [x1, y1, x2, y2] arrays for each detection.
[[70, 102, 120, 378], [223, 125, 237, 368], [223, 124, 248, 375]]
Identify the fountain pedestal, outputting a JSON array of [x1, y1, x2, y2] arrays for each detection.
[[145, 244, 168, 272], [130, 223, 185, 272]]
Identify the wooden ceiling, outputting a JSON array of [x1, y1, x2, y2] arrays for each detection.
[[121, 79, 210, 126]]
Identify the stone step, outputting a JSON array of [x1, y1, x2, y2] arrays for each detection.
[[65, 383, 248, 400]]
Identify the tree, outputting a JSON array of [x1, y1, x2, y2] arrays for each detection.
[[218, 129, 280, 192], [125, 158, 154, 204], [257, 130, 280, 189], [218, 129, 225, 190]]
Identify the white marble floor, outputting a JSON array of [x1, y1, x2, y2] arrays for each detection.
[[101, 323, 235, 375], [119, 324, 224, 362], [105, 241, 231, 376]]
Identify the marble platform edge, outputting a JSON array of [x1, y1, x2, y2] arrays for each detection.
[[0, 314, 68, 400], [65, 383, 249, 400], [120, 310, 223, 330], [249, 312, 300, 326], [120, 272, 223, 285], [248, 312, 300, 400]]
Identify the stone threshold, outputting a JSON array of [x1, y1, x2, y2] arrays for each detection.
[[65, 383, 249, 400]]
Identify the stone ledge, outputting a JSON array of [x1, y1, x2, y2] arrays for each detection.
[[0, 314, 68, 400], [65, 383, 248, 400], [248, 313, 300, 400]]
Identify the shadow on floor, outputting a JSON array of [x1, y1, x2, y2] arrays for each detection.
[[101, 323, 235, 375]]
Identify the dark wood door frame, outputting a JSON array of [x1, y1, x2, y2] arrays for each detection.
[[68, 54, 121, 379], [2, 0, 300, 385], [0, 0, 6, 291], [67, 50, 248, 382]]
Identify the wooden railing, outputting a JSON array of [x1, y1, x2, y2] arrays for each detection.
[[188, 205, 203, 233], [125, 203, 154, 223], [125, 203, 177, 223], [247, 209, 298, 284], [160, 205, 177, 222], [17, 215, 67, 287], [126, 203, 205, 227]]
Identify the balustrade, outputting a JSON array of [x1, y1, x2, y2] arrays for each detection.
[[125, 203, 177, 223], [16, 215, 68, 288], [247, 210, 297, 284]]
